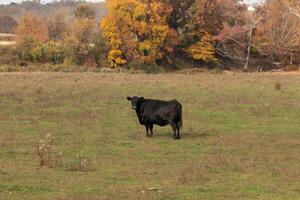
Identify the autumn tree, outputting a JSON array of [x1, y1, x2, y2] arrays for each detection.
[[16, 12, 49, 61], [73, 4, 96, 19], [168, 0, 195, 39], [16, 12, 49, 43], [46, 9, 68, 41], [169, 0, 245, 64], [287, 0, 300, 18], [244, 8, 264, 70], [101, 0, 178, 67], [177, 0, 224, 63], [64, 4, 97, 65], [187, 0, 249, 67], [214, 1, 248, 65], [215, 26, 247, 64], [253, 0, 300, 66]]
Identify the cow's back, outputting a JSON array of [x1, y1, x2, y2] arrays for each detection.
[[140, 99, 181, 126], [142, 99, 175, 115]]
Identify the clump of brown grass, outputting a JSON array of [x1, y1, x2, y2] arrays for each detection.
[[176, 160, 209, 185], [65, 151, 95, 172], [36, 134, 63, 167], [275, 81, 282, 91]]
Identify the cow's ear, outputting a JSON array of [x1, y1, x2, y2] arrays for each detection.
[[139, 97, 144, 101], [127, 97, 132, 101]]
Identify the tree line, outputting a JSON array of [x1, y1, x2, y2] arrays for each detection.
[[2, 0, 300, 71]]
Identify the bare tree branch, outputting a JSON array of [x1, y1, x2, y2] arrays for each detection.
[[288, 6, 300, 19], [244, 13, 264, 71]]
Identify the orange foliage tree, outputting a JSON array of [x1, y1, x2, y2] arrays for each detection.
[[16, 12, 49, 43], [15, 12, 49, 61]]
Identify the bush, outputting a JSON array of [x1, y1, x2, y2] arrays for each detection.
[[65, 151, 95, 172], [31, 44, 45, 63], [43, 41, 65, 64], [90, 36, 109, 68], [275, 81, 282, 91], [286, 64, 299, 71], [16, 40, 66, 65], [36, 134, 63, 168], [0, 46, 19, 65], [17, 38, 39, 62], [63, 36, 88, 65]]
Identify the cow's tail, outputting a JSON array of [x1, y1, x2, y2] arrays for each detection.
[[172, 100, 183, 130], [178, 103, 183, 130]]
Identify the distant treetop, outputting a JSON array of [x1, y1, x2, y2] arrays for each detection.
[[0, 15, 18, 33]]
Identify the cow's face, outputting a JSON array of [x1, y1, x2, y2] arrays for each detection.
[[127, 96, 144, 110]]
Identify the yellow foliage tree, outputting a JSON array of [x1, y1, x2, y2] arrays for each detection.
[[101, 14, 128, 67], [101, 0, 178, 67], [185, 32, 217, 62]]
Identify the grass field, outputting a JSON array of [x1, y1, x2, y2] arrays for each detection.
[[0, 72, 300, 200]]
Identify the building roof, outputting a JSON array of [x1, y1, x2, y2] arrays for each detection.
[[0, 16, 18, 34]]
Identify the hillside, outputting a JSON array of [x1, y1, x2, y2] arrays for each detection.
[[0, 1, 106, 22]]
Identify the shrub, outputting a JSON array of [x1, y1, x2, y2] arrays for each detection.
[[63, 36, 88, 65], [36, 134, 63, 168], [90, 36, 109, 68], [65, 151, 95, 172], [286, 64, 299, 71], [275, 81, 282, 91], [31, 44, 45, 63], [0, 46, 19, 65], [17, 40, 66, 65], [16, 38, 39, 62], [43, 41, 65, 64]]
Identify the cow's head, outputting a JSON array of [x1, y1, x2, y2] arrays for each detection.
[[127, 96, 144, 110]]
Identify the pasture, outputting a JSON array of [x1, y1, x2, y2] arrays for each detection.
[[0, 72, 299, 200]]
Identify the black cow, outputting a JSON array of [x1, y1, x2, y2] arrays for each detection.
[[127, 96, 183, 139]]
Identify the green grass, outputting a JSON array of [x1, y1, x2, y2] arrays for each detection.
[[0, 72, 300, 200]]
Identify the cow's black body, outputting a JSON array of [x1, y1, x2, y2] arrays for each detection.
[[127, 97, 182, 139]]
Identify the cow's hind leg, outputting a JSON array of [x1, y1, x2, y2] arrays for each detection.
[[171, 123, 178, 139], [176, 125, 181, 139], [149, 124, 154, 137], [145, 125, 150, 137]]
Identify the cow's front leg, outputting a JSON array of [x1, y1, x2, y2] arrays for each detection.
[[145, 125, 150, 137], [149, 124, 154, 137]]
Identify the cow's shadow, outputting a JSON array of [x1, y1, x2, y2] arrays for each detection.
[[153, 130, 212, 139]]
